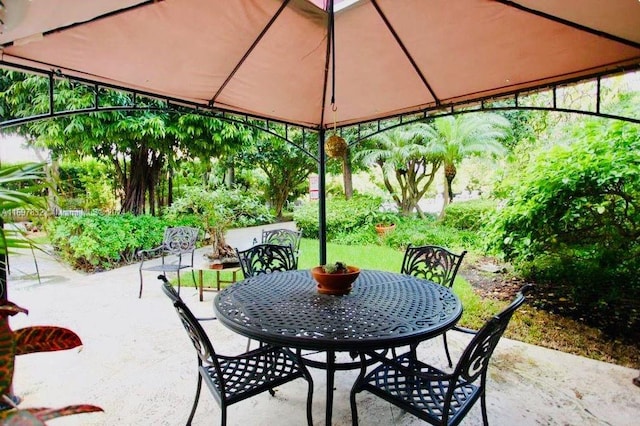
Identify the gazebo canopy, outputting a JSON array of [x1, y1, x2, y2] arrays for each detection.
[[1, 0, 639, 130], [1, 0, 639, 263]]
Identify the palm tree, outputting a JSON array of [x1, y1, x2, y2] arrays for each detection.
[[416, 113, 510, 212], [356, 125, 442, 216]]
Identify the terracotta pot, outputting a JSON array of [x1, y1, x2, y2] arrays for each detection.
[[311, 266, 360, 295], [375, 223, 396, 236]]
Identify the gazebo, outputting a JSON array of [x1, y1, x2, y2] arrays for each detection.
[[1, 0, 639, 264]]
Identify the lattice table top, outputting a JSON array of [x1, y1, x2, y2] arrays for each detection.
[[214, 269, 462, 351]]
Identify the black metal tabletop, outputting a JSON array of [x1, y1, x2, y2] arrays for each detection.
[[214, 269, 462, 352]]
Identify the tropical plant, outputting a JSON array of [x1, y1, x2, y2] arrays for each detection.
[[0, 300, 102, 424], [415, 113, 510, 212], [0, 162, 47, 299], [356, 125, 442, 216]]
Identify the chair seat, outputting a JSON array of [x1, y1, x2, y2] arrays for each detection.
[[141, 263, 190, 272], [361, 353, 480, 424], [205, 346, 307, 405]]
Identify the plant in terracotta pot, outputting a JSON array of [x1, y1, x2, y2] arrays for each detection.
[[311, 261, 360, 295], [372, 211, 397, 236]]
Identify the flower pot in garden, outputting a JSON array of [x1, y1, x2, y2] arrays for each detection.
[[375, 223, 396, 236], [311, 265, 360, 295]]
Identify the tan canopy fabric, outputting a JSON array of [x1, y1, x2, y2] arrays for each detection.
[[0, 0, 639, 129]]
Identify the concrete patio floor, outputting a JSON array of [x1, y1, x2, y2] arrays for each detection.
[[5, 224, 640, 425]]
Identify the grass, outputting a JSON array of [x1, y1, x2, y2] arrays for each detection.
[[194, 238, 516, 329]]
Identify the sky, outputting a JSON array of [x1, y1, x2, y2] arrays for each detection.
[[0, 133, 48, 165]]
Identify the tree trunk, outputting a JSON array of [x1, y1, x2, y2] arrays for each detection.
[[167, 168, 173, 207], [444, 162, 456, 202], [439, 162, 456, 219], [224, 166, 235, 188], [45, 157, 60, 216], [342, 151, 353, 200], [120, 144, 164, 215]]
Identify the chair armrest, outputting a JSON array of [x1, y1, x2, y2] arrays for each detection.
[[137, 245, 166, 260]]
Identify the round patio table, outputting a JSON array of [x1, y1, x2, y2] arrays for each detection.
[[214, 269, 462, 426]]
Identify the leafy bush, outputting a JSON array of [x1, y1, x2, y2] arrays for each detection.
[[58, 159, 116, 211], [48, 213, 172, 271], [487, 119, 640, 333], [166, 185, 273, 229], [293, 194, 383, 241], [441, 199, 497, 231], [383, 216, 482, 253]]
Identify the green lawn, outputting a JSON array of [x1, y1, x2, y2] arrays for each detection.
[[192, 238, 505, 330]]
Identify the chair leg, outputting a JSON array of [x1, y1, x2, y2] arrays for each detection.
[[442, 332, 453, 368], [481, 389, 489, 426], [177, 271, 181, 295], [187, 373, 202, 425], [138, 270, 144, 298], [246, 338, 252, 352]]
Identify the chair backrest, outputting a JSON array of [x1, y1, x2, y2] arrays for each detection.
[[236, 243, 297, 278], [159, 275, 219, 370], [451, 284, 533, 390], [261, 228, 302, 253], [400, 244, 467, 287], [163, 226, 200, 255]]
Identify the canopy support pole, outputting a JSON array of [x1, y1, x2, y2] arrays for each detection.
[[318, 129, 327, 265]]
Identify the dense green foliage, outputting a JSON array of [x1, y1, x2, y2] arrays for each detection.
[[489, 119, 640, 332], [293, 194, 383, 243], [235, 131, 317, 219], [165, 185, 273, 233], [0, 70, 253, 214], [48, 186, 274, 271], [293, 194, 484, 252], [47, 214, 178, 270], [441, 199, 497, 231], [57, 159, 117, 211]]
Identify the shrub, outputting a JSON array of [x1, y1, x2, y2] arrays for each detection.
[[441, 199, 497, 231], [293, 194, 382, 241], [48, 213, 171, 271], [383, 216, 482, 253], [487, 119, 640, 334], [166, 186, 274, 229]]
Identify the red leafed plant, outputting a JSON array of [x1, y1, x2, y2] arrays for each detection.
[[0, 300, 102, 424]]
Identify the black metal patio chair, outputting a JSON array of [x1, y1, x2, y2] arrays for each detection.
[[236, 243, 297, 278], [252, 228, 302, 268], [399, 244, 467, 366], [159, 275, 314, 426], [350, 284, 533, 426], [137, 226, 199, 298], [236, 243, 298, 350]]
